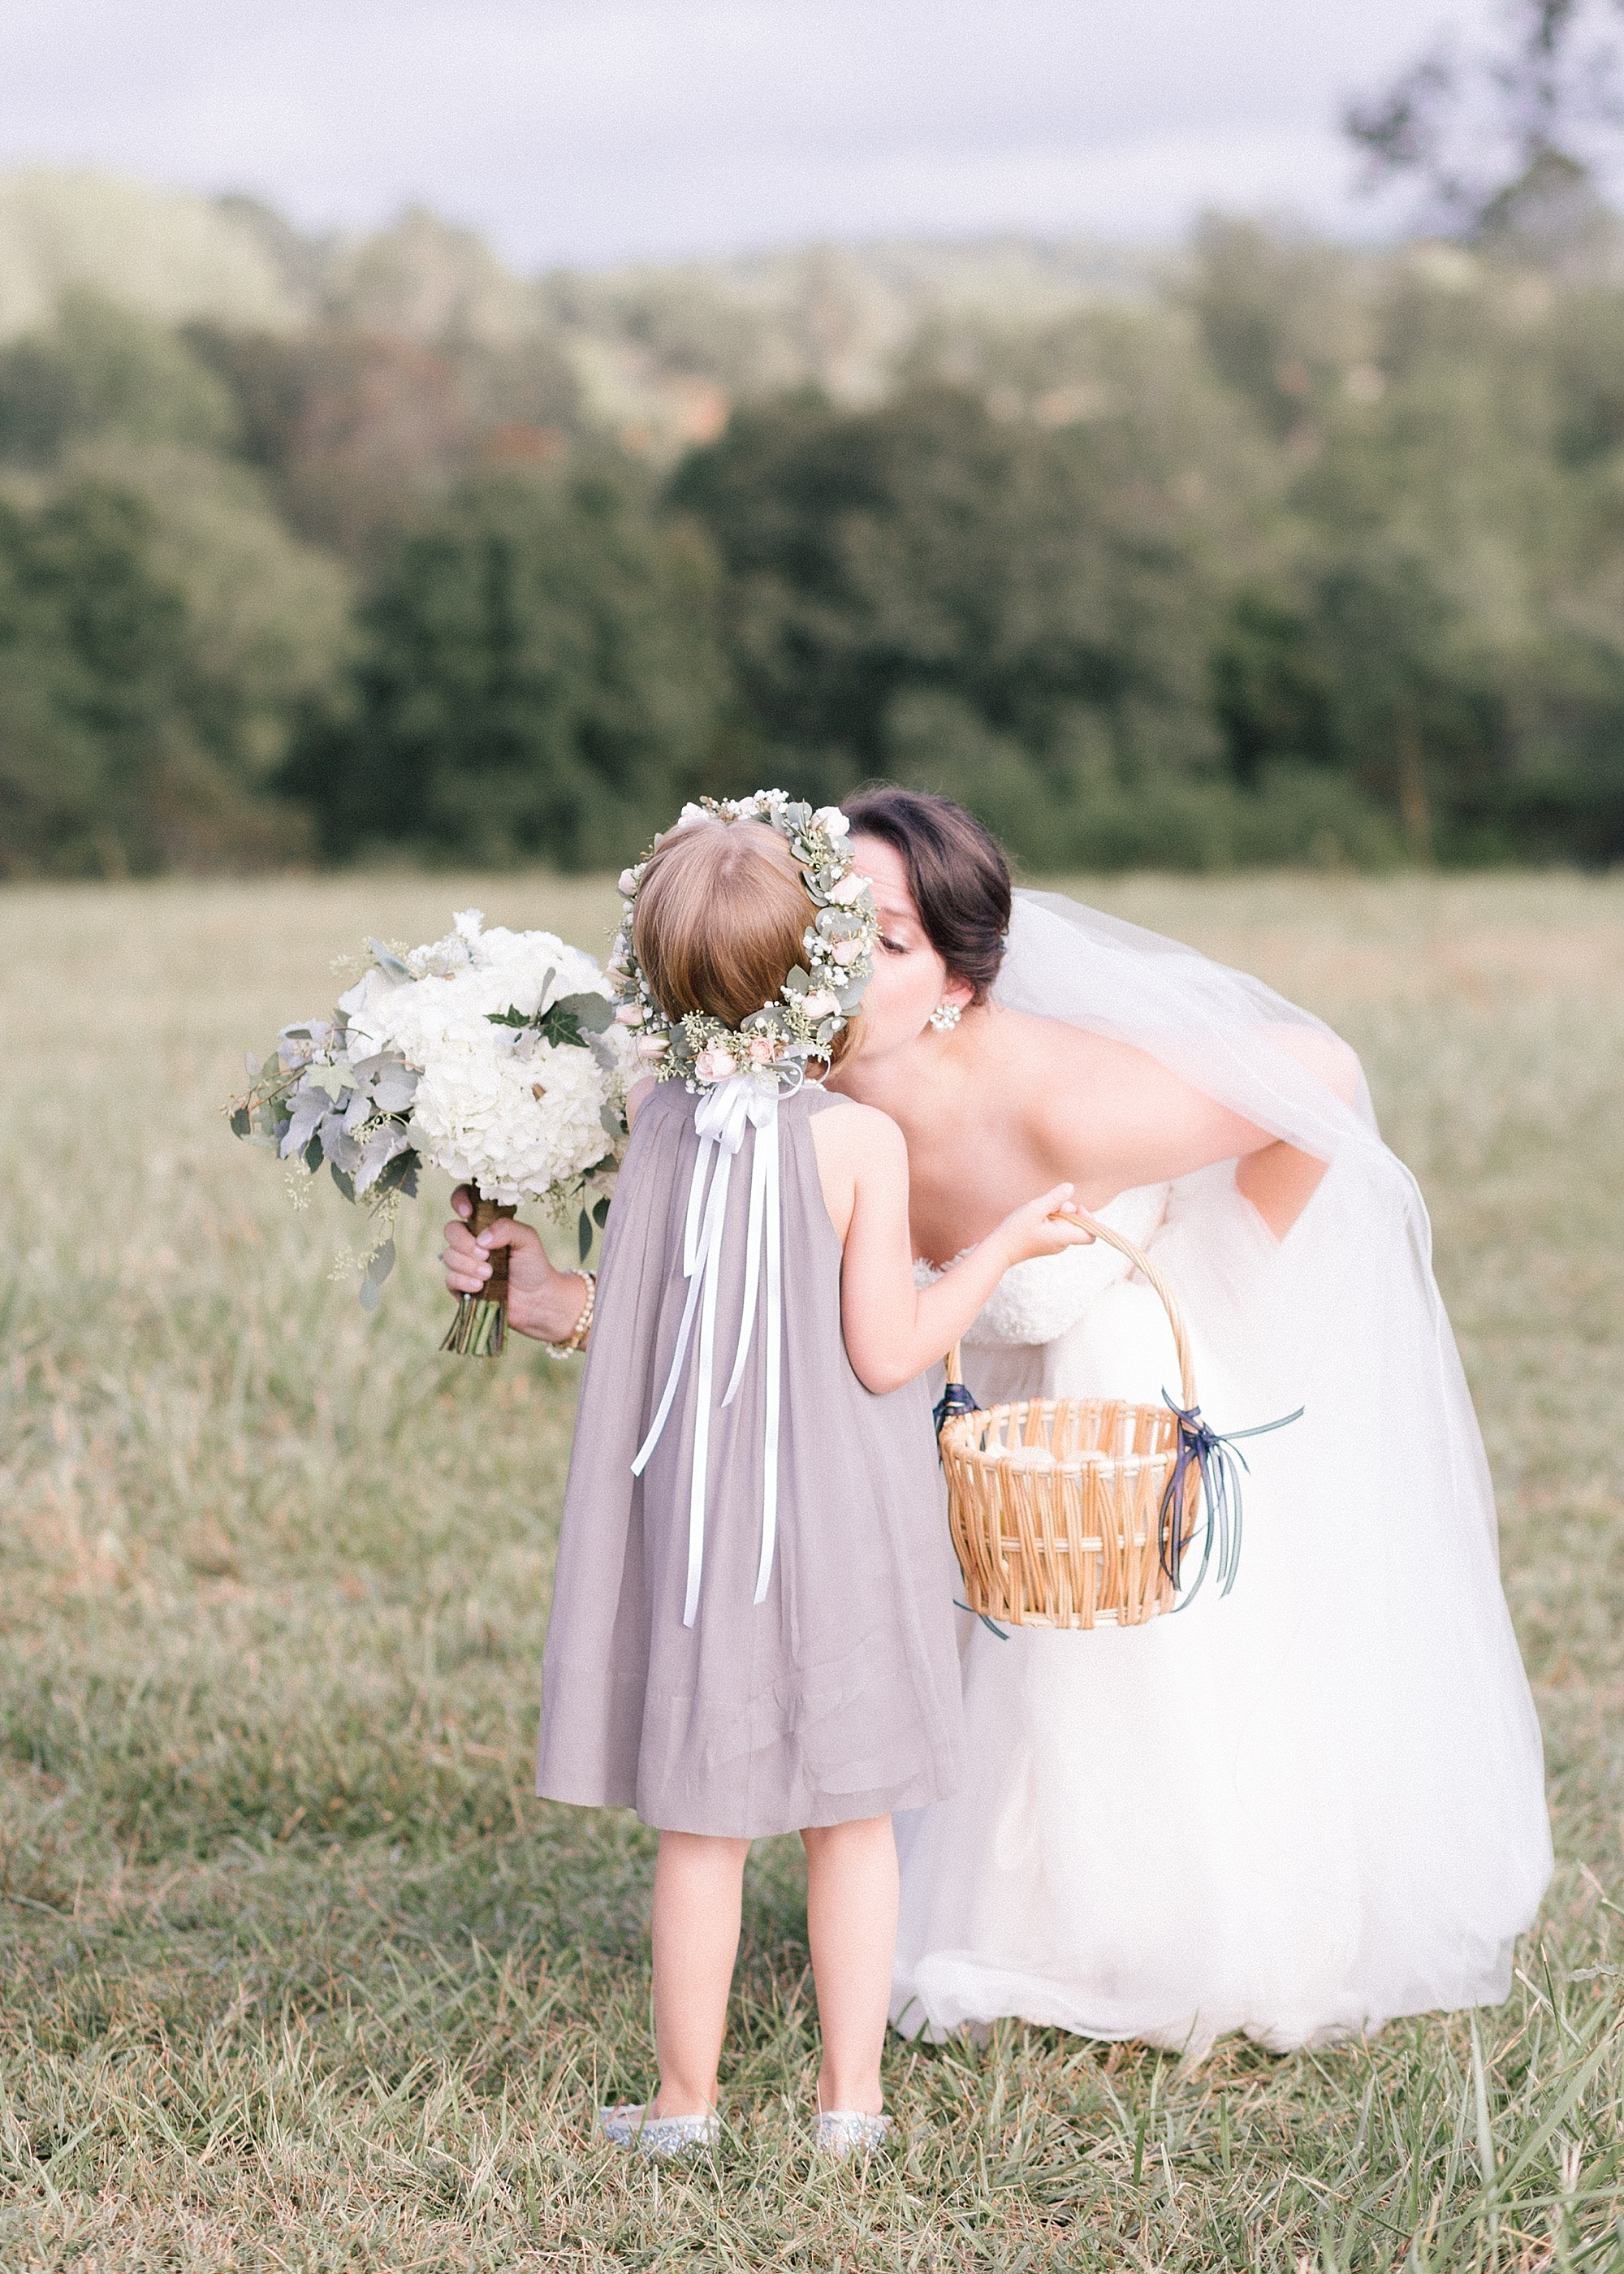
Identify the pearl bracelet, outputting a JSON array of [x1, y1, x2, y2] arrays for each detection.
[[545, 1269, 595, 1355]]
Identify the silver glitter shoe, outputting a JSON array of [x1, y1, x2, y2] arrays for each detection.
[[600, 2103, 720, 2158], [817, 2108, 892, 2157]]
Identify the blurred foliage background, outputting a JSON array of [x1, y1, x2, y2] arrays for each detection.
[[5, 141, 1624, 878]]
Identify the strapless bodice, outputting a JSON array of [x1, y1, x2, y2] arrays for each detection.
[[914, 1182, 1172, 1348]]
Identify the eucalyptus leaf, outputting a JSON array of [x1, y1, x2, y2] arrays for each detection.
[[244, 1052, 260, 1079], [352, 1053, 417, 1113], [578, 1210, 594, 1264], [229, 1106, 252, 1139], [329, 1163, 356, 1202], [355, 1123, 411, 1195], [783, 966, 811, 996], [593, 1195, 612, 1227], [279, 1084, 329, 1159], [374, 1149, 420, 1200], [367, 939, 413, 980], [365, 1239, 396, 1287], [556, 989, 615, 1035], [358, 1276, 382, 1312], [303, 1135, 323, 1173], [322, 1118, 363, 1173]]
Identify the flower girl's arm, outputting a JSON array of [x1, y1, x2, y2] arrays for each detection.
[[440, 1192, 593, 1342], [821, 1105, 1092, 1397], [438, 1082, 656, 1341]]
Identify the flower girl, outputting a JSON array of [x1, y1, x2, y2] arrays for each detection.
[[448, 794, 1091, 2155]]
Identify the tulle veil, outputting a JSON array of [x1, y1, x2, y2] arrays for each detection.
[[996, 890, 1497, 1555], [1004, 890, 1376, 1158], [890, 889, 1552, 2054]]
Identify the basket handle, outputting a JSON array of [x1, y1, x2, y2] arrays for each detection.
[[941, 1208, 1198, 1415]]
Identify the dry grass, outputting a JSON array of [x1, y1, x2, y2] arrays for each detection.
[[1, 867, 1622, 2272]]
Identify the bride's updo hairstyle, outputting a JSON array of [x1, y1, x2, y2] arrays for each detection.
[[633, 818, 860, 1069], [842, 787, 1012, 1005]]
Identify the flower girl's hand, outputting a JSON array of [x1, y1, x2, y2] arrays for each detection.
[[991, 1183, 1096, 1269], [441, 1187, 588, 1342]]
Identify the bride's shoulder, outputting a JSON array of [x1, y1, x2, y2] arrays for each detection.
[[982, 1007, 1203, 1158], [984, 1005, 1143, 1080]]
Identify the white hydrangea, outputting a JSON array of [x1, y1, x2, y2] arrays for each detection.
[[341, 917, 608, 1064], [335, 910, 622, 1203], [409, 1036, 611, 1204]]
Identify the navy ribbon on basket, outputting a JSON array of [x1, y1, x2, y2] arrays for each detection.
[[1158, 1397, 1304, 1610], [933, 1373, 978, 1440]]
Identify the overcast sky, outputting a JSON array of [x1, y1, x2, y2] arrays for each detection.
[[0, 0, 1491, 270]]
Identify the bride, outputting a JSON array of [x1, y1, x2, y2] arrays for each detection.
[[443, 786, 1551, 2058], [831, 788, 1550, 2056]]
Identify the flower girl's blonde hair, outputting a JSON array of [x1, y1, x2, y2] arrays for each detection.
[[633, 818, 858, 1068]]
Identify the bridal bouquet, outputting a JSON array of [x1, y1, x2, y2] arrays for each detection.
[[230, 909, 633, 1354]]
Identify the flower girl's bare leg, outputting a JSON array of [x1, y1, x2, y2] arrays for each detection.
[[801, 1817, 897, 2117], [650, 1831, 751, 2117]]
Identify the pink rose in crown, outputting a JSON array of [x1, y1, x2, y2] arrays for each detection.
[[831, 937, 864, 965], [618, 869, 638, 896], [636, 1034, 669, 1061], [748, 1035, 777, 1065], [615, 1002, 644, 1026], [695, 1045, 738, 1083], [802, 989, 840, 1020], [825, 873, 868, 905]]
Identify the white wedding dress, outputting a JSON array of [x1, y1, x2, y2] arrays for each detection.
[[890, 893, 1553, 2057]]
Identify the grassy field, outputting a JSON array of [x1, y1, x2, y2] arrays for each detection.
[[2, 868, 1622, 2272]]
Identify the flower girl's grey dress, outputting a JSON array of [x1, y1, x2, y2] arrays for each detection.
[[537, 1080, 965, 1839]]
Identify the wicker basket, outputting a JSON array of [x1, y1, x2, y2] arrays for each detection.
[[939, 1212, 1202, 1631]]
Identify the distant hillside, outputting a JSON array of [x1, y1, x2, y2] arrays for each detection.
[[0, 171, 305, 339], [0, 168, 1155, 454], [6, 166, 1623, 883]]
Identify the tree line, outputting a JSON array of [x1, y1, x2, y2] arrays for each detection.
[[4, 212, 1624, 879]]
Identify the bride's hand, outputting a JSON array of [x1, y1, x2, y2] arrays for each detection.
[[992, 1183, 1096, 1268], [441, 1187, 589, 1342]]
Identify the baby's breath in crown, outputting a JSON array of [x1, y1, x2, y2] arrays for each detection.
[[609, 790, 880, 1088]]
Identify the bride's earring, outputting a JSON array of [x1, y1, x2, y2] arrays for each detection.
[[928, 1000, 962, 1033]]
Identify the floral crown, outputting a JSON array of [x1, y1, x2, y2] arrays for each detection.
[[609, 790, 880, 1088]]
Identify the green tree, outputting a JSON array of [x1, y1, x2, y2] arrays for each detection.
[[287, 469, 732, 867], [185, 321, 585, 566], [667, 383, 1233, 864], [0, 482, 305, 876], [1186, 218, 1624, 862], [0, 292, 238, 466], [1345, 0, 1624, 252]]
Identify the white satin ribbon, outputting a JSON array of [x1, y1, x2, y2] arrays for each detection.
[[630, 1071, 786, 1627]]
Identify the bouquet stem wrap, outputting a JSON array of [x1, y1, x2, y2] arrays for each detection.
[[442, 1191, 518, 1357]]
